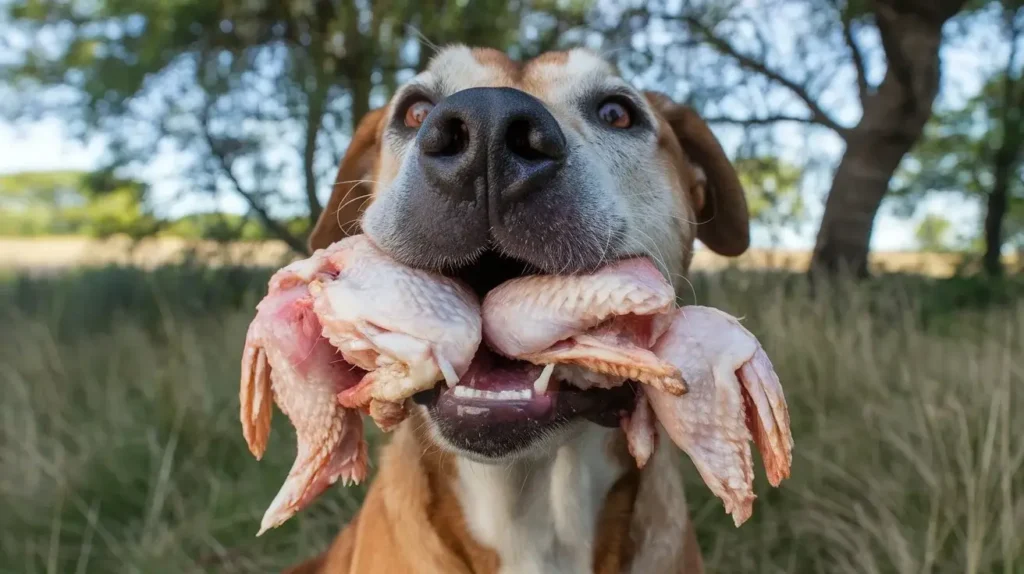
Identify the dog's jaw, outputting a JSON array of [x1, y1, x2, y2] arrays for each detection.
[[454, 424, 626, 573]]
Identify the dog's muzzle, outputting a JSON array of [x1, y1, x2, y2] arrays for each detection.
[[367, 87, 613, 275]]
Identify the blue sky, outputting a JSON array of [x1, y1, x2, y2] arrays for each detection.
[[0, 9, 1006, 252]]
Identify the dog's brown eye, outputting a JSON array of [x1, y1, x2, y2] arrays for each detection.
[[404, 100, 434, 128], [598, 100, 632, 129]]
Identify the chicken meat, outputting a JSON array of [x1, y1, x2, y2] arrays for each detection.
[[482, 258, 686, 396], [240, 235, 480, 535], [481, 258, 793, 525], [648, 306, 793, 525], [240, 234, 793, 532]]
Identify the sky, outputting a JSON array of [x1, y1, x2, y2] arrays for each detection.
[[0, 7, 1006, 252]]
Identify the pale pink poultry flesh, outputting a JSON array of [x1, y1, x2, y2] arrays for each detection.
[[309, 237, 481, 410], [482, 260, 794, 525], [647, 306, 793, 525], [240, 235, 480, 535], [481, 258, 686, 396], [240, 234, 793, 531]]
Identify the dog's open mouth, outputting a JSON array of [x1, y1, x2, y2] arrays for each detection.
[[411, 249, 640, 430], [413, 347, 638, 427]]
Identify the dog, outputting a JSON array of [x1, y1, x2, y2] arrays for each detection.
[[287, 45, 750, 574]]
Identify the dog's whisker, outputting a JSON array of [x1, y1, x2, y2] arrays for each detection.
[[404, 25, 441, 55]]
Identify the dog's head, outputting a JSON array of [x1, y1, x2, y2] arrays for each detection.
[[311, 46, 749, 462]]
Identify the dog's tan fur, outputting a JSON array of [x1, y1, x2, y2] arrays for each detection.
[[293, 46, 749, 574]]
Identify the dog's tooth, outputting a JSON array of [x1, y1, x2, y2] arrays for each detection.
[[533, 364, 555, 395], [438, 356, 459, 388], [454, 386, 534, 401], [344, 340, 373, 352]]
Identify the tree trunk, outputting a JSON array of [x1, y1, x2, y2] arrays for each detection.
[[810, 129, 921, 277], [983, 169, 1009, 276], [984, 8, 1024, 276], [304, 77, 328, 227], [984, 97, 1022, 277], [809, 2, 965, 277]]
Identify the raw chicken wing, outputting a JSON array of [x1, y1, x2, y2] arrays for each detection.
[[240, 235, 480, 535], [241, 257, 367, 535], [310, 236, 481, 410], [648, 306, 793, 526], [482, 258, 685, 395]]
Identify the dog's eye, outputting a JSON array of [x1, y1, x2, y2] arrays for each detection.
[[597, 99, 632, 129], [404, 99, 435, 129]]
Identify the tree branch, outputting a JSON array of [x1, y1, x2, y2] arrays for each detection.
[[702, 114, 825, 127], [873, 4, 915, 101], [829, 0, 871, 103], [302, 62, 328, 228], [679, 14, 850, 137], [199, 108, 308, 255]]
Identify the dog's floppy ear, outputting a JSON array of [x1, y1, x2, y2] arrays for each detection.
[[644, 92, 750, 256], [308, 107, 388, 252]]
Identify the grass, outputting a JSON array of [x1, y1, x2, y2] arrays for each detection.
[[0, 265, 1022, 573]]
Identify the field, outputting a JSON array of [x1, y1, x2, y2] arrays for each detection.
[[1, 263, 1023, 573], [3, 236, 1021, 277]]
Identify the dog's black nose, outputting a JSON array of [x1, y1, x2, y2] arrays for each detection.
[[417, 87, 566, 208]]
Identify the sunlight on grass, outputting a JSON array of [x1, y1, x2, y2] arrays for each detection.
[[0, 268, 1021, 573]]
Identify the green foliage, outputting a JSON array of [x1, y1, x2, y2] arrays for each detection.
[[2, 0, 593, 249], [161, 213, 309, 242], [894, 4, 1024, 255], [0, 169, 319, 241], [914, 213, 955, 251], [734, 156, 806, 245], [0, 170, 159, 238], [894, 78, 1023, 219]]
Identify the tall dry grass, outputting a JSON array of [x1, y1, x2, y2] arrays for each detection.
[[0, 267, 1021, 573]]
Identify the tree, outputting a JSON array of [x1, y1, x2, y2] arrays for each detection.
[[734, 156, 806, 248], [2, 0, 589, 254], [0, 170, 157, 237], [914, 213, 955, 252], [895, 1, 1024, 275], [616, 0, 969, 277]]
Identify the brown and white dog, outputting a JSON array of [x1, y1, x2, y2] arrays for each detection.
[[289, 45, 750, 574]]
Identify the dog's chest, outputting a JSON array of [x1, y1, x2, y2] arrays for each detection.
[[455, 428, 625, 574]]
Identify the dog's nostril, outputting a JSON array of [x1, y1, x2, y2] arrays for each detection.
[[506, 120, 547, 161], [505, 118, 565, 163], [441, 120, 469, 156], [423, 119, 469, 157]]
